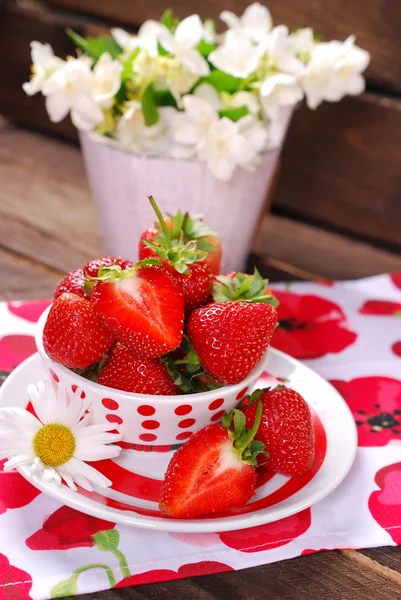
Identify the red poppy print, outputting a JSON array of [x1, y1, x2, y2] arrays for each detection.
[[115, 562, 233, 588], [0, 460, 41, 514], [0, 335, 37, 373], [369, 462, 401, 544], [359, 300, 401, 316], [7, 300, 51, 323], [219, 508, 311, 552], [390, 272, 401, 290], [392, 342, 401, 358], [271, 291, 357, 359], [301, 548, 329, 556], [331, 377, 401, 446], [0, 553, 32, 600], [26, 506, 115, 550]]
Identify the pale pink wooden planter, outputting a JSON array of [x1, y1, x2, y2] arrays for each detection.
[[80, 113, 292, 273]]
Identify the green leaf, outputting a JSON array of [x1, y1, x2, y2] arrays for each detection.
[[141, 83, 159, 126], [233, 409, 246, 437], [86, 36, 123, 59], [153, 88, 178, 108], [66, 29, 122, 60], [203, 70, 243, 93], [121, 47, 140, 81], [50, 576, 78, 598], [93, 529, 121, 552], [219, 106, 249, 122], [197, 39, 217, 58], [160, 8, 179, 31]]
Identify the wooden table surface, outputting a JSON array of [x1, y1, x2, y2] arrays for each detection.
[[1, 123, 401, 599]]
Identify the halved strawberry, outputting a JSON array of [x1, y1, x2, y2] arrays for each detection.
[[54, 269, 87, 300], [159, 402, 266, 518], [43, 293, 115, 369], [91, 263, 184, 359], [83, 256, 133, 278], [241, 386, 315, 476], [138, 206, 222, 275], [97, 343, 178, 395], [212, 269, 278, 306], [187, 302, 278, 385]]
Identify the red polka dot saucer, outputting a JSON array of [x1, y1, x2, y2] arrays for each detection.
[[0, 349, 357, 533]]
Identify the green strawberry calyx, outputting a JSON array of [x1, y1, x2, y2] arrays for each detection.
[[84, 259, 161, 286], [212, 268, 279, 306], [222, 401, 268, 468], [162, 336, 222, 393], [154, 209, 218, 254], [145, 196, 208, 274]]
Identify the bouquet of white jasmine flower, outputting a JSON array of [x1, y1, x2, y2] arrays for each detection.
[[24, 3, 370, 181]]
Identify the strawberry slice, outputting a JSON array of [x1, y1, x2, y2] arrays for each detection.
[[97, 342, 178, 395], [187, 302, 278, 385], [241, 386, 315, 476], [91, 264, 184, 359], [43, 293, 115, 369], [159, 402, 266, 518]]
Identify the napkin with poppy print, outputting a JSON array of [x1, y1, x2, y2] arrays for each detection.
[[0, 273, 401, 600]]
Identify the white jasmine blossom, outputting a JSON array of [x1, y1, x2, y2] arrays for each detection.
[[301, 35, 370, 109], [209, 30, 259, 78], [158, 15, 210, 76], [0, 380, 121, 492], [198, 117, 257, 180], [23, 41, 65, 96], [237, 114, 268, 154], [203, 19, 216, 44], [221, 90, 260, 115], [42, 58, 104, 131], [91, 53, 122, 108], [220, 2, 272, 43], [257, 26, 305, 77], [260, 73, 303, 119], [288, 28, 316, 62], [117, 100, 168, 155], [112, 20, 164, 57]]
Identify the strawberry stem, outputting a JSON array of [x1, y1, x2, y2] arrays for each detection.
[[148, 196, 172, 250], [236, 400, 263, 455]]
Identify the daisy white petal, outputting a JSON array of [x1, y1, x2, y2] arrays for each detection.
[[0, 380, 121, 492], [64, 457, 113, 491]]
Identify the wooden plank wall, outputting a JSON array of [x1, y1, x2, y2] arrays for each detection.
[[1, 0, 400, 254]]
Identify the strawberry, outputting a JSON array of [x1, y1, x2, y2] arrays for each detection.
[[91, 263, 184, 359], [139, 206, 222, 275], [97, 342, 178, 395], [212, 269, 278, 307], [187, 302, 277, 385], [83, 256, 133, 278], [43, 293, 115, 369], [54, 269, 88, 300], [159, 402, 266, 518], [141, 197, 213, 313], [241, 386, 315, 476], [162, 261, 213, 314]]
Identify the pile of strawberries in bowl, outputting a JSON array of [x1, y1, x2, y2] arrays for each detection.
[[36, 197, 315, 518]]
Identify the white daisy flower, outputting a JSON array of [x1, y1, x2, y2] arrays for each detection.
[[0, 380, 121, 492]]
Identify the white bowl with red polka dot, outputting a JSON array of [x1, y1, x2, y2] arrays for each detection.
[[35, 307, 269, 449]]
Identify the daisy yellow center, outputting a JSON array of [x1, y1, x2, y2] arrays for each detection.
[[33, 424, 75, 467]]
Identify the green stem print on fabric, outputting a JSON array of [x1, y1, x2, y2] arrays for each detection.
[[50, 529, 131, 597], [50, 564, 116, 598]]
